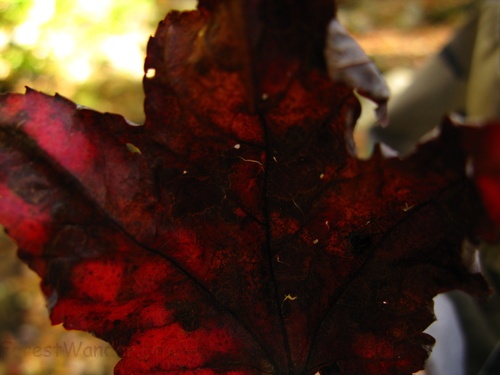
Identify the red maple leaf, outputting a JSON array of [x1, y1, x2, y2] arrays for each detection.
[[0, 1, 494, 374]]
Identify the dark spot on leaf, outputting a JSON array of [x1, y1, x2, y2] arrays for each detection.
[[280, 298, 292, 320], [171, 176, 224, 217], [50, 225, 88, 257], [282, 126, 308, 154], [263, 1, 294, 31], [51, 202, 70, 222], [171, 302, 200, 332], [349, 233, 372, 255], [8, 167, 51, 205]]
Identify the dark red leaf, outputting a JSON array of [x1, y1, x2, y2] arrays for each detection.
[[461, 121, 500, 242], [0, 1, 491, 374]]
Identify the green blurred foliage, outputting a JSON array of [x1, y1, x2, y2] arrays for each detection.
[[0, 0, 196, 123]]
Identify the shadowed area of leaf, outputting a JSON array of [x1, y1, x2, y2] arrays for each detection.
[[0, 1, 492, 374]]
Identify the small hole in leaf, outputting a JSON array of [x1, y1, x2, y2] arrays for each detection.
[[146, 68, 156, 78]]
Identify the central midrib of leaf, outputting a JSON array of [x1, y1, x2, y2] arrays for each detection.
[[260, 112, 296, 375]]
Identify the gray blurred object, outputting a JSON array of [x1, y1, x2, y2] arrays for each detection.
[[371, 0, 500, 155], [369, 1, 500, 375]]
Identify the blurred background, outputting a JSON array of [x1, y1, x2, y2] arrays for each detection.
[[0, 0, 197, 124], [0, 0, 473, 374]]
